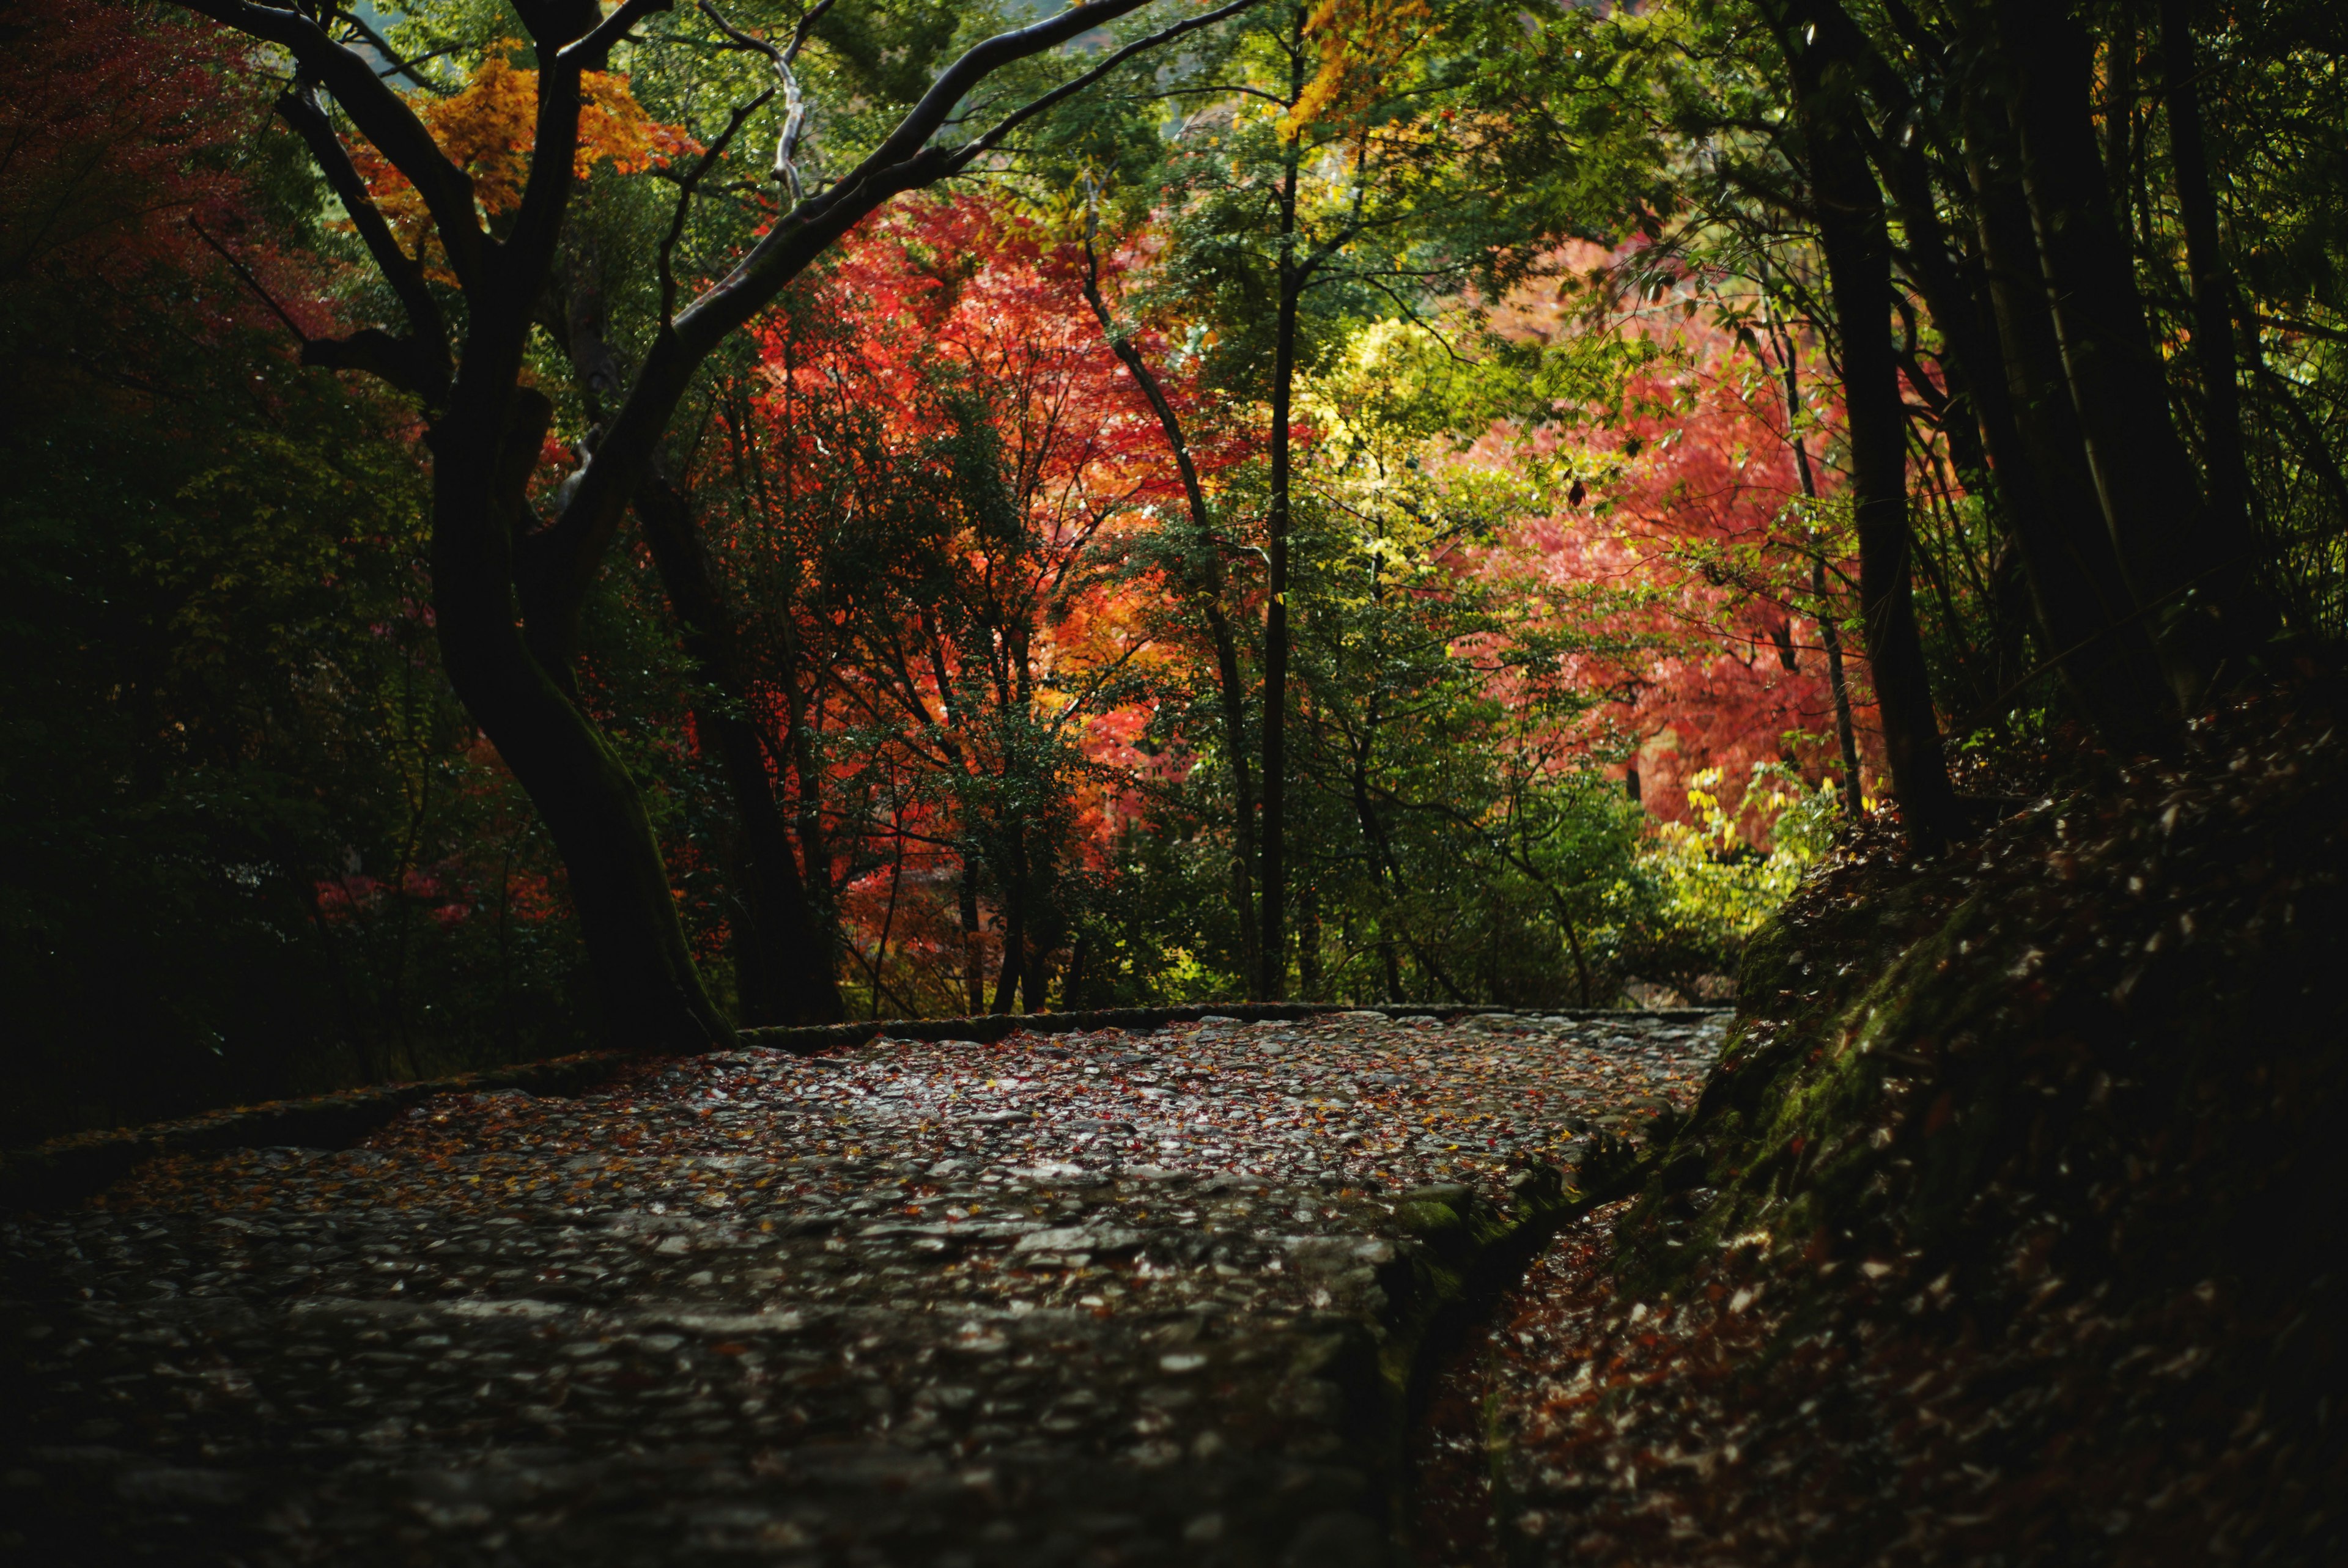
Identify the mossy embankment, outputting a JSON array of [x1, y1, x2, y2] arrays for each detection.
[[1488, 692, 2348, 1561]]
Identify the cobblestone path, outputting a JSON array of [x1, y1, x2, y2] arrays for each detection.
[[3, 1009, 1724, 1567]]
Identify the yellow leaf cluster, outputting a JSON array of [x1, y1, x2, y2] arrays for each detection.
[[1282, 0, 1431, 140], [355, 43, 698, 263]]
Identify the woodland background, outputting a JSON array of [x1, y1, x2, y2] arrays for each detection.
[[3, 0, 2340, 1143]]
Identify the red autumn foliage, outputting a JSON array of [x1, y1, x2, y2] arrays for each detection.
[[1477, 248, 1885, 837]]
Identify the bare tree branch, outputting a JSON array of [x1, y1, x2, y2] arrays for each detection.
[[559, 0, 676, 68], [661, 85, 777, 326], [948, 0, 1260, 171], [330, 8, 439, 92], [169, 0, 487, 288], [273, 82, 450, 397], [545, 0, 1187, 609], [700, 0, 835, 199]]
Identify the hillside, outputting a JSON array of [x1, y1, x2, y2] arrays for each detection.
[[1468, 689, 2348, 1562]]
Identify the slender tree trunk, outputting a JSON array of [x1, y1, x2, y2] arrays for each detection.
[[959, 855, 985, 1015], [1788, 0, 2169, 740], [1767, 4, 1960, 850], [991, 905, 1024, 1014], [785, 685, 839, 941], [1261, 286, 1299, 996], [633, 468, 844, 1025], [2100, 18, 2138, 259], [1776, 324, 1867, 817], [2158, 0, 2252, 543], [1258, 17, 1307, 1002], [1994, 0, 2264, 705], [1557, 902, 1592, 1007], [1296, 883, 1322, 1001], [1076, 249, 1260, 991], [1959, 93, 2172, 737], [1022, 938, 1054, 1014]]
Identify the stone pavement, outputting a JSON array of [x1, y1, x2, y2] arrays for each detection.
[[2, 1009, 1724, 1566]]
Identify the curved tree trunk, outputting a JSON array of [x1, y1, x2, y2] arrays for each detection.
[[1077, 241, 1260, 993], [430, 389, 732, 1051]]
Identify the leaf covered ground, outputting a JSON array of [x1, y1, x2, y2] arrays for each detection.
[[2, 1009, 1721, 1566], [1422, 691, 2348, 1564]]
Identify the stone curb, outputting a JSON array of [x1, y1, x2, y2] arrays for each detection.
[[2, 1004, 1726, 1212]]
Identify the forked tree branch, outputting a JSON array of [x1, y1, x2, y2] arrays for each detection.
[[660, 85, 777, 326], [273, 82, 451, 397], [331, 8, 440, 92], [191, 215, 446, 396], [559, 0, 674, 67], [947, 0, 1258, 171], [698, 0, 834, 199], [545, 0, 1244, 614], [171, 0, 487, 288]]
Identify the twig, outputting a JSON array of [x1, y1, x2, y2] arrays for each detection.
[[186, 219, 309, 343], [660, 86, 777, 327], [700, 0, 833, 201]]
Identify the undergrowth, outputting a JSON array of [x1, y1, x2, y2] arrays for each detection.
[[1497, 685, 2348, 1562]]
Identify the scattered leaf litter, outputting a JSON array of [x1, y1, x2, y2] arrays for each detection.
[[2, 1010, 1722, 1564]]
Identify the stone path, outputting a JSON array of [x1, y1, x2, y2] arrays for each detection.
[[2, 1009, 1724, 1566]]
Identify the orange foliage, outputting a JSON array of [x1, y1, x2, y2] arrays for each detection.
[[355, 44, 696, 259], [1285, 0, 1431, 138]]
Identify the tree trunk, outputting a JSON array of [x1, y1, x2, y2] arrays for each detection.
[[1814, 561, 1866, 817], [1260, 282, 1299, 998], [1787, 0, 2172, 741], [1076, 249, 1260, 993], [1768, 4, 1960, 852], [1257, 19, 1307, 1003], [990, 839, 1024, 1014], [1774, 322, 1867, 816], [1994, 0, 2264, 706], [1021, 937, 1054, 1014], [2157, 0, 2252, 545], [991, 918, 1022, 1014], [959, 855, 986, 1014], [1959, 91, 2173, 737], [1296, 882, 1322, 1001], [429, 390, 731, 1051], [633, 468, 844, 1025]]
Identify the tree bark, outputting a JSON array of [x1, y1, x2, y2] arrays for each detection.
[[1259, 39, 1304, 1001], [1767, 0, 1961, 852], [1993, 0, 2264, 706], [959, 855, 986, 1014], [430, 392, 733, 1050], [2157, 0, 2252, 547], [556, 270, 841, 1029], [1259, 294, 1299, 995], [632, 468, 845, 1025], [1773, 315, 1867, 816], [1787, 0, 2172, 742], [1959, 86, 2173, 737]]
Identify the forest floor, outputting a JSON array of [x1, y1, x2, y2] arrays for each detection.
[[1415, 695, 2348, 1567], [1, 1009, 1722, 1567]]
